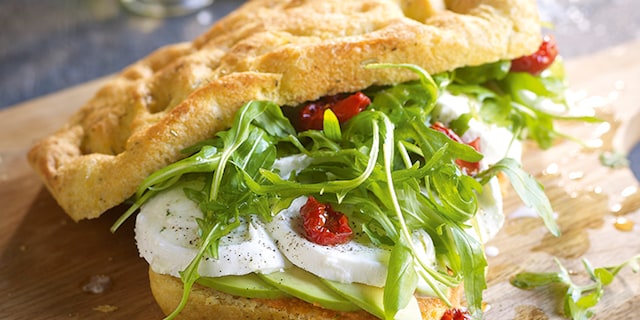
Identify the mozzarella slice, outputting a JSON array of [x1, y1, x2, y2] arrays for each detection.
[[436, 91, 523, 167], [464, 119, 523, 168], [471, 177, 505, 243], [135, 185, 288, 278], [265, 197, 439, 288], [272, 154, 312, 179], [265, 197, 390, 287]]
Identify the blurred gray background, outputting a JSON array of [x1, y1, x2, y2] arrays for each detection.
[[1, 0, 639, 109]]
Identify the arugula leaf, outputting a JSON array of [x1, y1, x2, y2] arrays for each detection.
[[114, 62, 578, 320], [510, 270, 566, 289], [376, 112, 427, 318], [242, 119, 380, 202], [511, 255, 640, 320], [443, 59, 601, 150], [365, 63, 439, 124], [384, 242, 418, 319], [453, 60, 511, 85], [242, 105, 471, 312], [165, 217, 241, 319], [110, 145, 222, 232], [449, 112, 473, 136], [450, 225, 487, 318], [476, 158, 560, 236], [210, 100, 284, 200]]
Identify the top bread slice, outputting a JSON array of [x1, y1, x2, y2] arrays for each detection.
[[28, 0, 541, 221]]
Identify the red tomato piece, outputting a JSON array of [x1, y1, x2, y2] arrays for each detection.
[[430, 122, 481, 176], [430, 122, 464, 143], [297, 92, 371, 131], [330, 92, 371, 124], [301, 196, 353, 246], [440, 308, 472, 320], [455, 137, 481, 176], [298, 98, 334, 131], [510, 35, 559, 75]]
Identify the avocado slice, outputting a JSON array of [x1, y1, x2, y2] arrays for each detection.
[[321, 279, 422, 320], [321, 279, 385, 318], [196, 273, 288, 299], [258, 267, 360, 312]]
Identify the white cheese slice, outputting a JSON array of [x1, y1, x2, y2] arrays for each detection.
[[265, 197, 439, 288], [135, 186, 288, 278], [265, 197, 391, 287]]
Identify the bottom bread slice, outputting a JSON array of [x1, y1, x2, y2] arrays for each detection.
[[149, 268, 462, 320]]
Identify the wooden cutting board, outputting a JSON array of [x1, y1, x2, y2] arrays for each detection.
[[1, 41, 639, 320]]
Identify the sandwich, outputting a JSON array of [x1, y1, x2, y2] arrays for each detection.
[[27, 0, 591, 319]]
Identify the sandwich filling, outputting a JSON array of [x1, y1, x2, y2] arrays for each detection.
[[117, 49, 588, 319]]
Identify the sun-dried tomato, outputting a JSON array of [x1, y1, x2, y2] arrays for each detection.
[[430, 122, 481, 176], [431, 122, 464, 143], [297, 92, 371, 131], [510, 35, 559, 75], [440, 308, 472, 320], [301, 196, 353, 246], [455, 137, 481, 176]]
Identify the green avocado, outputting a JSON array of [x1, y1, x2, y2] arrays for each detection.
[[195, 268, 424, 318], [322, 279, 422, 320], [196, 273, 288, 299], [258, 267, 360, 312], [321, 279, 385, 318]]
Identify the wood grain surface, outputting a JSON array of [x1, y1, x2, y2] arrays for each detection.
[[1, 41, 639, 319]]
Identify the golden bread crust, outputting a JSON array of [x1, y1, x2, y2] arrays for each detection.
[[28, 0, 540, 220], [148, 268, 461, 320]]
